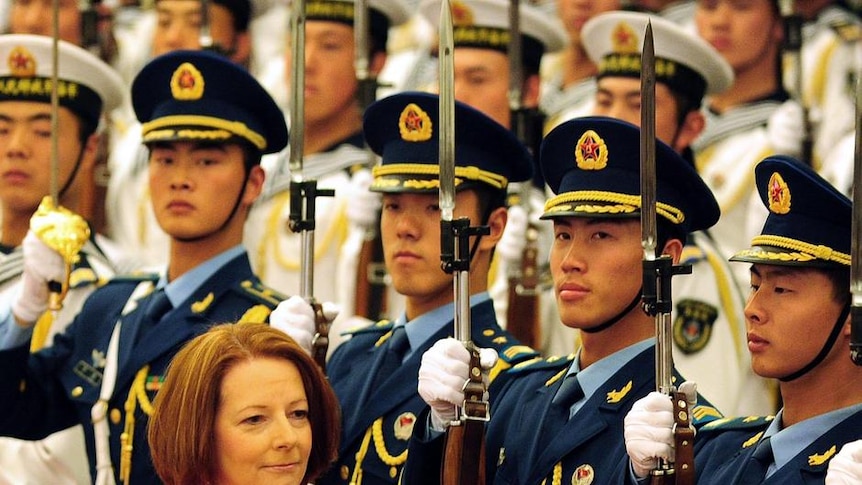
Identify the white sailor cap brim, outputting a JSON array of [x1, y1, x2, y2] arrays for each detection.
[[419, 0, 567, 55], [0, 34, 124, 127], [583, 11, 733, 100]]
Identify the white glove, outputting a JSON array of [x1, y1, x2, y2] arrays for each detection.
[[417, 338, 498, 431], [826, 440, 862, 485], [497, 205, 528, 264], [767, 100, 805, 157], [625, 392, 676, 479], [12, 231, 65, 325], [624, 382, 698, 479], [345, 169, 382, 230], [270, 295, 339, 355]]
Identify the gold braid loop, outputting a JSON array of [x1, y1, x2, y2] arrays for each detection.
[[749, 235, 850, 265], [543, 190, 685, 225]]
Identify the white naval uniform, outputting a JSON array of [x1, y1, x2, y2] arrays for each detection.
[[246, 141, 405, 355], [693, 100, 778, 290], [784, 5, 862, 170], [0, 241, 117, 485], [539, 66, 597, 133]]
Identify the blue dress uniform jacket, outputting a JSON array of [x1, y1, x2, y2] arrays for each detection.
[[403, 344, 722, 485], [695, 410, 862, 484], [0, 253, 282, 485], [317, 299, 537, 485]]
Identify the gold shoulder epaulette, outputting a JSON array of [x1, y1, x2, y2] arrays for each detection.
[[700, 414, 774, 432], [509, 353, 575, 374], [691, 404, 724, 426], [236, 280, 286, 308], [830, 18, 862, 42], [105, 272, 159, 284], [472, 326, 539, 363], [344, 319, 393, 335]]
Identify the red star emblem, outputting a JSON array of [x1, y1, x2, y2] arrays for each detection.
[[580, 135, 600, 161], [769, 179, 782, 205], [10, 52, 29, 70], [614, 28, 632, 47], [178, 69, 196, 90], [404, 109, 424, 132]]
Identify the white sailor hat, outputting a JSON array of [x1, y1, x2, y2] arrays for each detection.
[[0, 34, 124, 128], [419, 0, 566, 73], [305, 0, 411, 50], [583, 11, 733, 103]]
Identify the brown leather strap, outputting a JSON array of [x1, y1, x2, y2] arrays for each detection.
[[310, 301, 331, 373], [672, 390, 695, 485]]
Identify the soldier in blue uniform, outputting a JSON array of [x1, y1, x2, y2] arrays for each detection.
[[404, 116, 724, 484], [278, 91, 539, 484], [624, 156, 862, 484], [0, 49, 289, 485]]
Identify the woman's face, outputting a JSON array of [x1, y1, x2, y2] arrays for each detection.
[[214, 357, 313, 485]]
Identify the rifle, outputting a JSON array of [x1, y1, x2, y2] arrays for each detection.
[[439, 2, 490, 483], [640, 22, 694, 485], [503, 0, 543, 349], [76, 0, 114, 235], [848, 70, 862, 365], [352, 0, 389, 322], [288, 0, 337, 371], [778, 0, 813, 164]]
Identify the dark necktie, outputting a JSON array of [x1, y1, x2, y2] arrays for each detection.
[[539, 373, 583, 443], [369, 326, 409, 392], [144, 288, 173, 324], [551, 373, 584, 414], [739, 436, 773, 485]]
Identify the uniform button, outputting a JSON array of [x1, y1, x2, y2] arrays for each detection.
[[71, 386, 83, 397], [110, 408, 122, 424], [340, 465, 349, 480]]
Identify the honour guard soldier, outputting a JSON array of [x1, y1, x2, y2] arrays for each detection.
[[417, 0, 565, 344], [540, 0, 620, 131], [545, 10, 775, 416], [692, 0, 786, 284], [404, 116, 723, 484], [276, 91, 540, 484], [245, 0, 410, 353], [624, 156, 862, 484], [418, 0, 565, 131], [107, 0, 254, 270], [0, 49, 288, 485], [0, 34, 124, 484]]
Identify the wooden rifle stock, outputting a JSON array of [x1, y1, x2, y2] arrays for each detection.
[[505, 222, 540, 348], [310, 299, 331, 372], [354, 227, 388, 321], [442, 350, 488, 485], [505, 106, 546, 349]]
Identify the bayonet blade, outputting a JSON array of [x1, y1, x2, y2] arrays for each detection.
[[640, 21, 657, 261], [439, 0, 455, 223], [354, 0, 370, 85], [200, 0, 213, 49], [851, 71, 862, 364], [853, 75, 862, 303], [289, 0, 306, 174], [507, 0, 522, 113]]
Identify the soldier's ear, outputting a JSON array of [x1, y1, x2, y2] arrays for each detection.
[[660, 237, 684, 265], [481, 206, 507, 248], [370, 51, 387, 77]]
